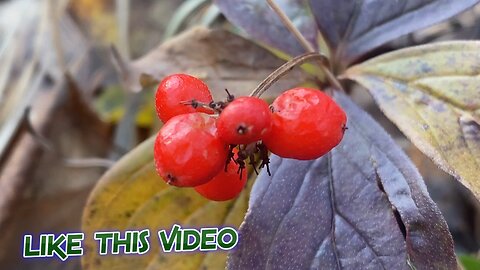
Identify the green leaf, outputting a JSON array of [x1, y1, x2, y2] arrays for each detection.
[[459, 255, 480, 270], [93, 85, 156, 127], [163, 0, 210, 40], [344, 41, 480, 200], [82, 136, 253, 270]]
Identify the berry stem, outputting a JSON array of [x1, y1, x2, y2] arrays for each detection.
[[265, 0, 344, 93], [250, 53, 328, 97]]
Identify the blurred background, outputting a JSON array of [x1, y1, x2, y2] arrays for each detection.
[[0, 0, 479, 269]]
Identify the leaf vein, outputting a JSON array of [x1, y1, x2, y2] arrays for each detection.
[[327, 153, 343, 270]]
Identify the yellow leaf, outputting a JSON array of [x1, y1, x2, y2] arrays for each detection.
[[82, 136, 253, 270], [94, 85, 156, 127], [70, 0, 117, 44], [344, 41, 480, 200]]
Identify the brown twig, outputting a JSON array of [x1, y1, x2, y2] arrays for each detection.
[[110, 45, 131, 83], [265, 0, 344, 92], [266, 0, 315, 53], [47, 0, 66, 72], [249, 52, 327, 97], [249, 52, 345, 97], [116, 0, 131, 60]]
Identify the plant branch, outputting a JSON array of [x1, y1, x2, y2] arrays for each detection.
[[265, 0, 344, 92], [47, 0, 66, 72], [250, 52, 327, 97], [116, 0, 131, 60], [266, 0, 314, 53]]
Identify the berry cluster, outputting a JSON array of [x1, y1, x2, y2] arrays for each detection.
[[153, 73, 347, 201]]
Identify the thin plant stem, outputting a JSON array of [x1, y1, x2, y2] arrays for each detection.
[[265, 0, 344, 92], [116, 0, 131, 60], [250, 52, 327, 97], [266, 0, 315, 53]]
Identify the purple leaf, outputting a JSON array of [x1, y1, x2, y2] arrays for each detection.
[[214, 0, 317, 56], [310, 0, 479, 66], [228, 93, 456, 269]]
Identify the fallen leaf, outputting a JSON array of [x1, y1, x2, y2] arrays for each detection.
[[228, 92, 456, 269], [0, 3, 113, 269], [128, 26, 310, 98], [0, 78, 111, 269], [344, 41, 480, 201]]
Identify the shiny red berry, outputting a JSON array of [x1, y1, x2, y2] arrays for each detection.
[[154, 113, 228, 187], [263, 88, 347, 160], [216, 97, 272, 145], [155, 74, 213, 123], [194, 149, 247, 201]]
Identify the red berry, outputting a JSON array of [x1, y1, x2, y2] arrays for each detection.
[[216, 97, 272, 145], [154, 113, 228, 187], [263, 88, 346, 160], [194, 149, 247, 201], [155, 74, 213, 123]]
